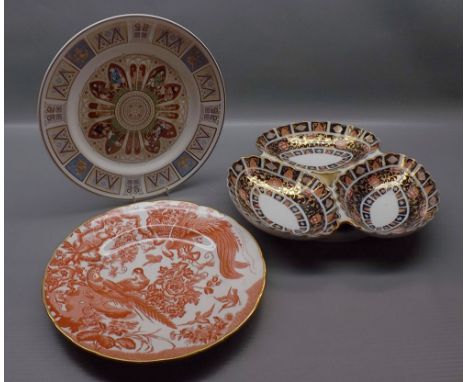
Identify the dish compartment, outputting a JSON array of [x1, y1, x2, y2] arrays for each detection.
[[256, 121, 379, 174], [335, 153, 439, 236], [228, 155, 340, 239]]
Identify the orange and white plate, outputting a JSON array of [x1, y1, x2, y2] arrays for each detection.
[[43, 201, 265, 362], [38, 15, 225, 199]]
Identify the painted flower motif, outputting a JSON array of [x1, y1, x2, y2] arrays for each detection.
[[170, 315, 232, 345], [116, 245, 138, 266], [267, 178, 283, 188], [78, 306, 102, 328], [177, 245, 202, 262], [203, 276, 221, 295], [112, 232, 138, 249], [278, 140, 290, 151], [309, 213, 323, 225], [368, 175, 381, 187], [55, 239, 102, 265], [43, 202, 261, 361], [407, 185, 420, 199], [50, 248, 76, 267], [45, 266, 75, 290], [85, 61, 183, 157], [335, 139, 348, 149], [102, 245, 139, 270], [144, 262, 203, 318], [108, 320, 138, 336], [108, 265, 120, 278], [146, 208, 193, 227], [103, 215, 137, 237]]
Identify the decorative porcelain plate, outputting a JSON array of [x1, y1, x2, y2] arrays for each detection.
[[43, 201, 265, 362], [228, 121, 439, 239], [38, 15, 225, 199]]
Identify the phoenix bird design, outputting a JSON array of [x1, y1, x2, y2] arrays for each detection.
[[140, 212, 250, 279], [86, 266, 176, 329], [117, 267, 150, 291], [215, 287, 240, 312]]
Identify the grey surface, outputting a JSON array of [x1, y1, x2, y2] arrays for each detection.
[[5, 0, 462, 381], [5, 0, 461, 122]]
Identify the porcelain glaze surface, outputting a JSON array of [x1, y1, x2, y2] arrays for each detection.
[[257, 121, 379, 173], [228, 121, 439, 239], [39, 15, 225, 199], [228, 156, 339, 239], [43, 201, 265, 362], [335, 153, 439, 236]]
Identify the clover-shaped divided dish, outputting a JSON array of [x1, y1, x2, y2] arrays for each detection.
[[227, 121, 439, 239]]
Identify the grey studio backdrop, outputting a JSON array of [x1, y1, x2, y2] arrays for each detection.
[[5, 1, 462, 381]]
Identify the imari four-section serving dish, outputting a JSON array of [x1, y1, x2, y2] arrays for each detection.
[[43, 200, 265, 362], [39, 15, 224, 199], [228, 121, 439, 239]]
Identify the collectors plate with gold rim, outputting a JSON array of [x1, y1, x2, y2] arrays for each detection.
[[38, 15, 225, 199], [43, 200, 265, 362]]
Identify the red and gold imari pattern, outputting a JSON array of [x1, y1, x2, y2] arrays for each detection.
[[228, 122, 439, 239], [335, 153, 439, 236], [43, 201, 265, 362], [256, 121, 380, 173], [227, 155, 340, 239], [79, 54, 187, 163]]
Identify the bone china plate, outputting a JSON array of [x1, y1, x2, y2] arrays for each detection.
[[43, 201, 265, 362], [39, 15, 225, 199], [228, 121, 439, 239]]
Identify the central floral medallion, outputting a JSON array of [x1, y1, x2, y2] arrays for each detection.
[[79, 54, 188, 163], [114, 91, 156, 131]]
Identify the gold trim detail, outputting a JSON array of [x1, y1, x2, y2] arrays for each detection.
[[42, 200, 266, 363]]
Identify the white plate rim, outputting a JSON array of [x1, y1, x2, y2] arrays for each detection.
[[38, 14, 226, 199]]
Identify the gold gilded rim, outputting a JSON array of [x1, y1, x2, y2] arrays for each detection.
[[332, 151, 440, 234], [227, 151, 439, 238], [42, 200, 266, 363], [255, 121, 381, 168], [227, 155, 341, 239]]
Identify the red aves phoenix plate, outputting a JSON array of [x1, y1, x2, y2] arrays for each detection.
[[43, 201, 265, 362]]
